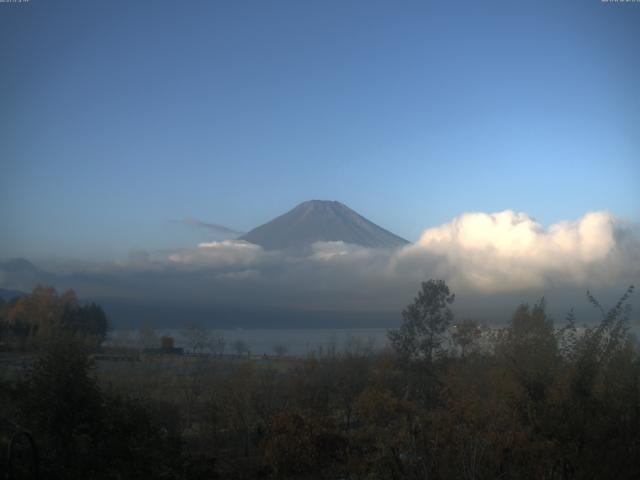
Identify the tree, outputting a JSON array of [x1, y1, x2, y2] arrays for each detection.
[[15, 338, 184, 479], [0, 297, 8, 344], [452, 319, 482, 358], [232, 339, 249, 358], [67, 302, 109, 348], [262, 410, 347, 478], [85, 303, 108, 339], [174, 360, 210, 431], [4, 286, 109, 350], [16, 339, 104, 478], [388, 279, 455, 363], [554, 286, 638, 477], [272, 344, 288, 357], [114, 322, 133, 347], [7, 285, 60, 347], [138, 321, 158, 348], [495, 300, 558, 432], [211, 331, 226, 357], [182, 321, 212, 354], [351, 387, 416, 478]]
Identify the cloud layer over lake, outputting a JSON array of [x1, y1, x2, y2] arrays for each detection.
[[1, 210, 638, 324]]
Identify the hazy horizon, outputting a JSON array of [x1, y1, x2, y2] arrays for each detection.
[[2, 1, 639, 327]]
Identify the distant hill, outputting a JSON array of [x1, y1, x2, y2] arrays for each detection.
[[240, 200, 409, 250], [0, 288, 26, 301]]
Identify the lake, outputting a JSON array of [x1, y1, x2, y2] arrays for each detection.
[[107, 328, 392, 356]]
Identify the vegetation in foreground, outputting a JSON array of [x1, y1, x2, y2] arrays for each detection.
[[0, 281, 638, 479]]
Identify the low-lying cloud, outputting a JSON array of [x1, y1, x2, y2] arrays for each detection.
[[1, 210, 638, 324], [168, 240, 267, 269]]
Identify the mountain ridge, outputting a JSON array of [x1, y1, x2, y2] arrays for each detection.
[[239, 200, 409, 250]]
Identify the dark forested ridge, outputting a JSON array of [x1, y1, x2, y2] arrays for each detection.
[[1, 282, 639, 479], [0, 288, 26, 302]]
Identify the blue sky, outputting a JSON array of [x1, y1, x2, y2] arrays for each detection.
[[2, 0, 639, 260]]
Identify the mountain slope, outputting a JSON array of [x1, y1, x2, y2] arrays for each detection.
[[239, 200, 409, 250]]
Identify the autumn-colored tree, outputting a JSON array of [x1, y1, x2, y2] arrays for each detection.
[[262, 410, 347, 478], [497, 300, 558, 412], [350, 387, 416, 478], [2, 283, 639, 479], [3, 286, 108, 350], [7, 286, 60, 347]]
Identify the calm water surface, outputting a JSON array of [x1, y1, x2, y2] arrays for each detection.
[[108, 328, 391, 356]]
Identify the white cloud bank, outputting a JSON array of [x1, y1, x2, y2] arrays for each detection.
[[168, 240, 268, 268], [394, 210, 638, 292]]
